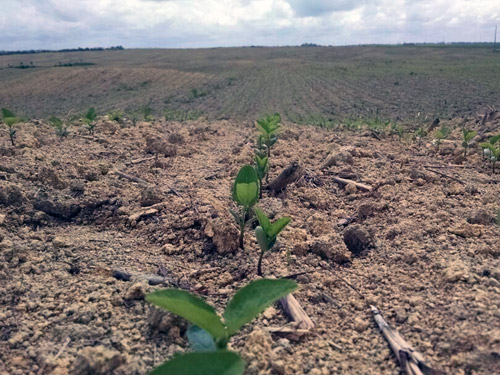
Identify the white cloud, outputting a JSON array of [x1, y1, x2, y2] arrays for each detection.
[[0, 0, 498, 50]]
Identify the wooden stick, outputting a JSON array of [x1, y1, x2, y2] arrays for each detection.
[[113, 170, 151, 186], [267, 161, 304, 194], [333, 176, 373, 191], [125, 156, 155, 166], [421, 164, 469, 169], [423, 167, 465, 185], [279, 293, 314, 330], [371, 306, 445, 375]]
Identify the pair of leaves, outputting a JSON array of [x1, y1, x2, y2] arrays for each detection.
[[232, 165, 259, 208], [83, 107, 97, 122], [146, 278, 297, 346], [1, 108, 15, 119], [435, 126, 449, 140], [416, 127, 427, 138], [1, 108, 20, 127], [254, 207, 291, 241], [149, 351, 244, 375], [49, 116, 64, 129], [462, 128, 477, 147]]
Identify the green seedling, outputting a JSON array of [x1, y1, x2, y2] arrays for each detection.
[[479, 134, 500, 160], [389, 123, 404, 141], [254, 207, 291, 276], [230, 165, 259, 249], [415, 127, 427, 146], [1, 108, 21, 146], [254, 155, 268, 198], [146, 278, 297, 375], [143, 100, 154, 122], [256, 113, 281, 158], [82, 107, 98, 135], [461, 128, 477, 157], [433, 126, 449, 150], [49, 116, 69, 138], [107, 110, 124, 123]]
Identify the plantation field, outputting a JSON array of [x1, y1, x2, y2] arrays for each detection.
[[1, 45, 500, 123], [1, 112, 499, 375]]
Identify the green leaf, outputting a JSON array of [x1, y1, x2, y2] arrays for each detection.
[[490, 134, 500, 145], [49, 116, 63, 128], [255, 226, 269, 252], [224, 279, 297, 336], [149, 351, 244, 375], [4, 117, 20, 126], [1, 108, 15, 119], [186, 325, 216, 352], [232, 165, 259, 208], [269, 216, 291, 238], [85, 107, 97, 121], [146, 289, 226, 340], [254, 207, 271, 233]]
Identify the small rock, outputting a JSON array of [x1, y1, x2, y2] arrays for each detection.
[[262, 306, 277, 320], [308, 236, 351, 264], [353, 317, 369, 333], [204, 217, 239, 254], [70, 346, 125, 375], [345, 183, 357, 194], [343, 225, 373, 254], [322, 149, 354, 168], [448, 222, 482, 238], [444, 260, 470, 283], [140, 187, 162, 207], [52, 237, 68, 248], [357, 203, 378, 220]]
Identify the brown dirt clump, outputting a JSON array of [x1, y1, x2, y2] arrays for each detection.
[[0, 117, 499, 375]]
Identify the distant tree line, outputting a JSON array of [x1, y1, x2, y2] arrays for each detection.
[[0, 46, 124, 56]]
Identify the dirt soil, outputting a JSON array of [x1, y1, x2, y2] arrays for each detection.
[[1, 116, 499, 375]]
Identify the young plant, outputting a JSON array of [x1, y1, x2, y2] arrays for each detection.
[[143, 101, 154, 122], [256, 113, 281, 158], [146, 278, 297, 375], [107, 110, 124, 123], [415, 127, 427, 146], [254, 155, 268, 198], [461, 128, 477, 157], [49, 116, 69, 138], [433, 126, 449, 150], [1, 108, 21, 146], [479, 134, 500, 160], [82, 107, 98, 135], [254, 207, 291, 276], [230, 165, 259, 249]]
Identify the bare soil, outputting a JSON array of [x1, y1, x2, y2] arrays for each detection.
[[1, 116, 499, 375]]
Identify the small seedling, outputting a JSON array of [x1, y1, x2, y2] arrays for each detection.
[[389, 123, 404, 141], [143, 100, 154, 122], [107, 110, 124, 123], [479, 134, 500, 159], [146, 278, 297, 375], [433, 126, 449, 149], [415, 127, 427, 146], [461, 128, 477, 157], [49, 116, 69, 138], [256, 113, 281, 158], [254, 155, 268, 197], [1, 108, 21, 146], [82, 107, 98, 135], [230, 165, 259, 249], [254, 207, 291, 276]]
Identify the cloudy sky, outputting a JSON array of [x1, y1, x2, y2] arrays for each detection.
[[0, 0, 498, 50]]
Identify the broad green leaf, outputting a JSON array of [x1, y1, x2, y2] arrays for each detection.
[[269, 216, 291, 238], [85, 107, 97, 121], [4, 117, 20, 126], [490, 134, 500, 145], [49, 116, 63, 128], [149, 351, 244, 375], [1, 108, 15, 119], [232, 165, 259, 208], [146, 289, 226, 340], [186, 325, 216, 352], [255, 226, 269, 252], [254, 207, 271, 233], [224, 279, 297, 335]]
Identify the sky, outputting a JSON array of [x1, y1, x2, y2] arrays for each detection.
[[0, 0, 499, 50]]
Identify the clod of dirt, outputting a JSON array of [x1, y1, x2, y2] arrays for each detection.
[[204, 217, 239, 254], [33, 194, 81, 220], [0, 183, 24, 206], [343, 225, 374, 254], [70, 346, 126, 375], [438, 143, 456, 156], [444, 260, 471, 283], [306, 214, 332, 236], [448, 222, 482, 238], [345, 183, 357, 194], [167, 133, 185, 144], [124, 282, 147, 300], [140, 187, 162, 207], [308, 236, 351, 264], [39, 167, 68, 190], [243, 328, 279, 375], [70, 181, 85, 196], [466, 210, 493, 225], [322, 149, 353, 169], [145, 137, 177, 157], [357, 203, 379, 220]]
